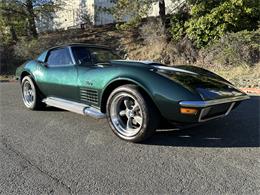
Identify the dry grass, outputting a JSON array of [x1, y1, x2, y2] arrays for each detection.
[[207, 65, 260, 88], [0, 75, 16, 81]]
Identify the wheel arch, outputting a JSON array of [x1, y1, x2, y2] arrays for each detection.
[[20, 71, 45, 98], [20, 71, 33, 83], [100, 78, 160, 115]]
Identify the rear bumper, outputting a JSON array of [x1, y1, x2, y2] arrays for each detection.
[[179, 95, 250, 122]]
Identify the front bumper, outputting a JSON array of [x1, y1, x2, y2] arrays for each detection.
[[179, 95, 250, 122]]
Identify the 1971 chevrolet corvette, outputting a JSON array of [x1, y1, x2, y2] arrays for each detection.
[[16, 43, 249, 142]]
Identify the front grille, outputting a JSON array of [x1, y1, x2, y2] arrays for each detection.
[[199, 103, 233, 121], [80, 88, 98, 104]]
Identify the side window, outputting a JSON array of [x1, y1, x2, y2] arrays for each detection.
[[72, 47, 92, 65], [37, 51, 48, 62], [46, 48, 73, 66]]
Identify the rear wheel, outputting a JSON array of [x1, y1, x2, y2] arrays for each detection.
[[106, 84, 159, 142], [21, 76, 45, 110]]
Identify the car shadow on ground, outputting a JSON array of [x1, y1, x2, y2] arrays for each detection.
[[43, 106, 66, 112], [144, 96, 260, 148]]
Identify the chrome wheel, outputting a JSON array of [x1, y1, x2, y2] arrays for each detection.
[[22, 79, 35, 108], [110, 93, 143, 137]]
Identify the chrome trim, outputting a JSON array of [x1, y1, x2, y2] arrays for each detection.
[[113, 60, 155, 64], [47, 64, 76, 67], [84, 107, 106, 119], [198, 102, 236, 122], [68, 46, 76, 65], [43, 97, 105, 119], [179, 95, 249, 108]]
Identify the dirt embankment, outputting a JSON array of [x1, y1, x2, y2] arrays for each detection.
[[1, 24, 259, 89]]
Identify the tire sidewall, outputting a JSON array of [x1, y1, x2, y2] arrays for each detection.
[[21, 76, 37, 109]]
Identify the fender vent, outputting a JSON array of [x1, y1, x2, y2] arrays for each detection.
[[80, 88, 98, 104]]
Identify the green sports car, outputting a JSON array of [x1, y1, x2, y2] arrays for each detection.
[[16, 43, 249, 142]]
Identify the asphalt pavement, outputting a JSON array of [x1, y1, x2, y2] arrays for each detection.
[[0, 83, 259, 194]]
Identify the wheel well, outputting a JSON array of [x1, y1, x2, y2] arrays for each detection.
[[100, 80, 159, 115], [20, 71, 31, 83], [20, 71, 45, 99]]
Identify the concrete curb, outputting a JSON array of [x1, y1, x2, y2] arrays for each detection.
[[240, 88, 260, 95], [0, 79, 17, 83]]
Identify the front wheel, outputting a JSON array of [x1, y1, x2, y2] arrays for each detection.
[[21, 76, 45, 110], [106, 84, 159, 142]]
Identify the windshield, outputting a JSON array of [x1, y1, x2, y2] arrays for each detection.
[[72, 46, 121, 65], [89, 48, 121, 64]]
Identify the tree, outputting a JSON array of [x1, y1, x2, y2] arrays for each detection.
[[26, 0, 37, 37], [0, 0, 62, 40], [0, 0, 27, 42], [159, 0, 166, 27], [105, 0, 170, 30], [173, 0, 260, 47]]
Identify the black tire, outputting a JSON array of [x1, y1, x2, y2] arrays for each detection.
[[21, 76, 45, 110], [106, 84, 159, 142]]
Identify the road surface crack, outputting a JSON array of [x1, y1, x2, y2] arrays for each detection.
[[0, 136, 73, 194]]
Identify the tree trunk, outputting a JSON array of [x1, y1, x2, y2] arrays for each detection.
[[25, 0, 37, 38], [159, 0, 166, 27], [10, 25, 18, 42], [159, 0, 171, 42]]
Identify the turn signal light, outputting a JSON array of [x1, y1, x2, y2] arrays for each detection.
[[180, 108, 198, 115]]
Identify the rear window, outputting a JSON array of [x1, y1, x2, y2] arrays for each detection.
[[72, 47, 92, 65]]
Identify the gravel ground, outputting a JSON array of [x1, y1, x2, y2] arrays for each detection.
[[0, 83, 259, 194]]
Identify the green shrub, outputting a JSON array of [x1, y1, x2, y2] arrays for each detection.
[[170, 8, 189, 42], [0, 43, 23, 74], [171, 0, 260, 47], [13, 38, 40, 60]]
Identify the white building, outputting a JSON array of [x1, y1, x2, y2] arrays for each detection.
[[36, 0, 184, 32]]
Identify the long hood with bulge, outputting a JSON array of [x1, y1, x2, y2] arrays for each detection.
[[152, 65, 245, 101], [109, 60, 246, 101]]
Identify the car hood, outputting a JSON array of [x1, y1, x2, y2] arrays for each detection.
[[152, 65, 246, 101], [109, 60, 246, 100]]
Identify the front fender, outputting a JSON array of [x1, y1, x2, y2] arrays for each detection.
[[99, 66, 202, 120], [16, 60, 37, 82]]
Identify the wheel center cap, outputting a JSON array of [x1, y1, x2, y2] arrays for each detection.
[[127, 110, 135, 118]]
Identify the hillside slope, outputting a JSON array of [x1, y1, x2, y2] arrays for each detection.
[[1, 23, 259, 88]]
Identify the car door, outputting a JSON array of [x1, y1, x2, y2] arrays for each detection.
[[38, 47, 79, 101], [71, 46, 98, 106]]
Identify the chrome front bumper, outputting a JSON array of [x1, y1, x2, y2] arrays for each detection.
[[179, 95, 250, 108], [179, 95, 250, 122]]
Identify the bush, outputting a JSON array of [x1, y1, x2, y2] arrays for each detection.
[[124, 18, 198, 65], [0, 43, 23, 74], [199, 29, 260, 67], [170, 0, 260, 47], [170, 4, 190, 42], [13, 38, 40, 60]]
